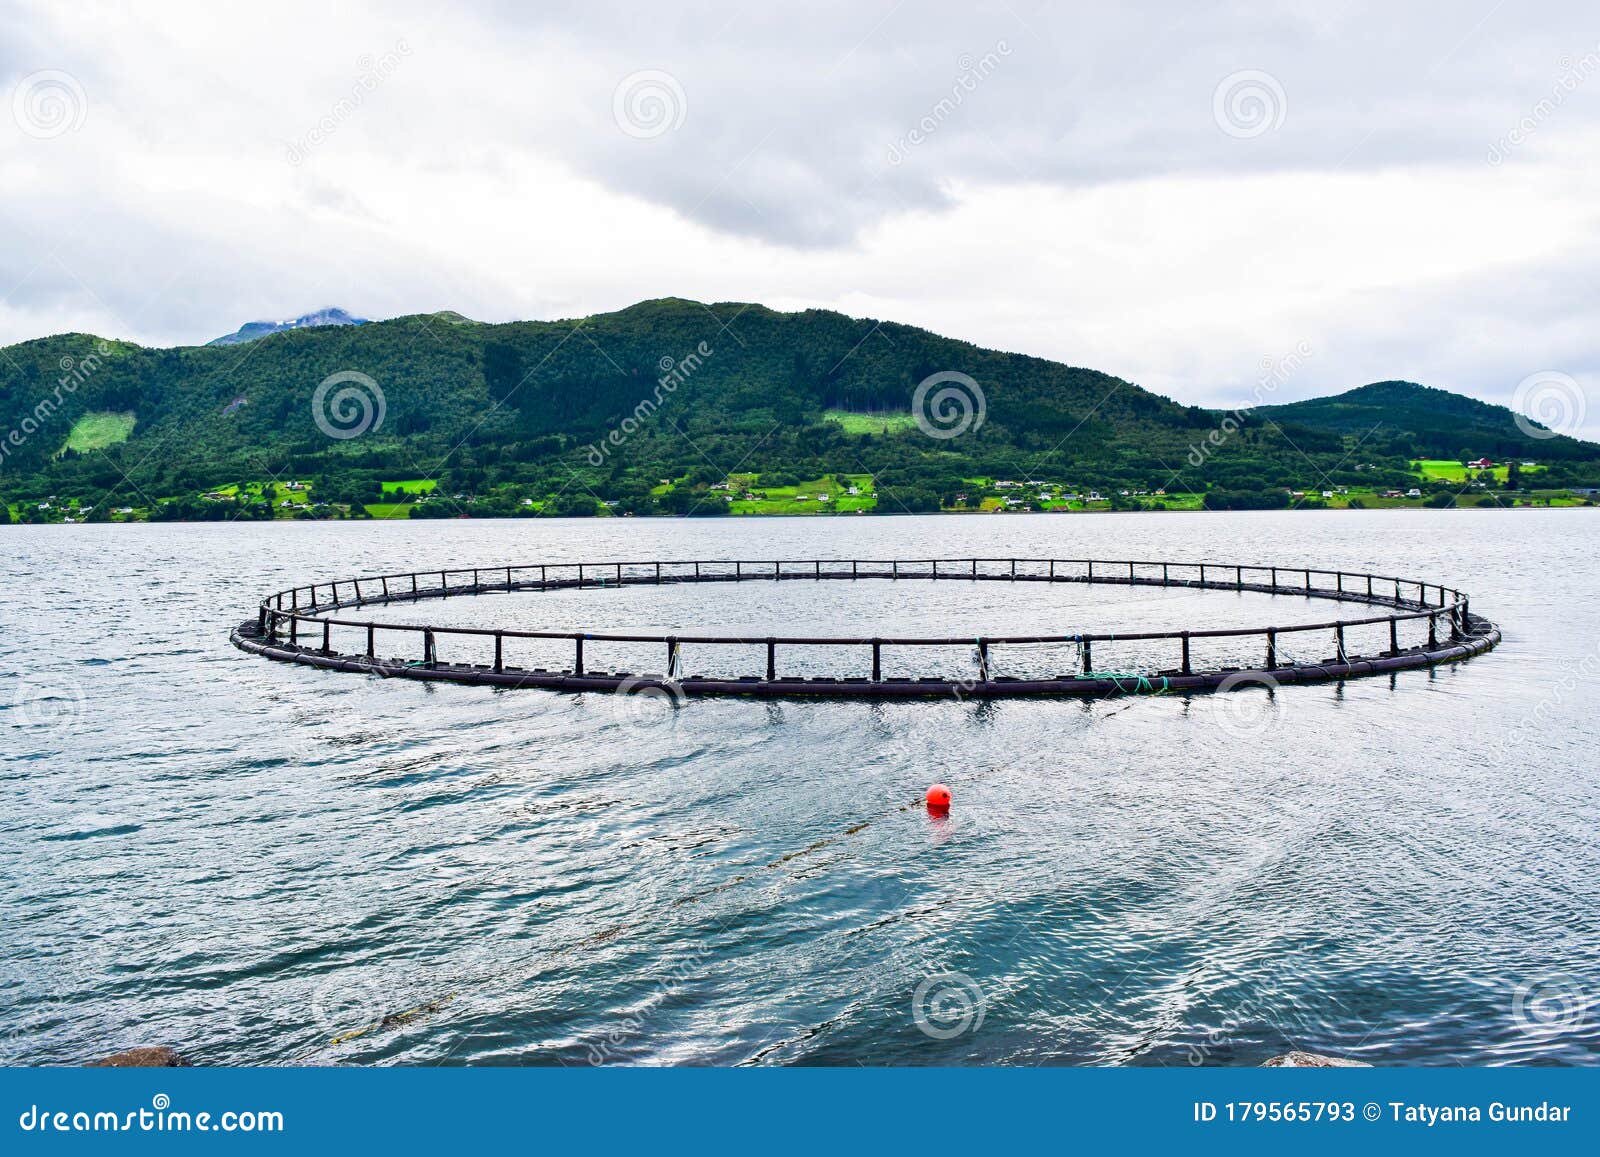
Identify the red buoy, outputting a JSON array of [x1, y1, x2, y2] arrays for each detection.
[[926, 783, 951, 812]]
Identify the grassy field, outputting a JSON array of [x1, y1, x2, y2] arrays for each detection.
[[382, 478, 438, 496], [1412, 459, 1544, 484], [61, 411, 135, 454], [728, 473, 875, 514], [822, 409, 919, 435], [363, 503, 414, 519]]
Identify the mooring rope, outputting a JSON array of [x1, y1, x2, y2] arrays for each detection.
[[309, 766, 1021, 1056]]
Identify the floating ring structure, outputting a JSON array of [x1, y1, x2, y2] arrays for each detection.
[[231, 558, 1500, 699]]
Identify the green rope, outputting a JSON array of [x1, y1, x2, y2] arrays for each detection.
[[1081, 671, 1170, 695]]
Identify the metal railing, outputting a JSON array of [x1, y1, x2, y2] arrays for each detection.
[[248, 558, 1487, 683]]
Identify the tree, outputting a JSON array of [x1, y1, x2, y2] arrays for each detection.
[[0, 499, 11, 525]]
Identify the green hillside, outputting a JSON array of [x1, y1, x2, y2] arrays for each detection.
[[2, 300, 1597, 522]]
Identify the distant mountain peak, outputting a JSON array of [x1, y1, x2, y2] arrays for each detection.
[[207, 307, 368, 346]]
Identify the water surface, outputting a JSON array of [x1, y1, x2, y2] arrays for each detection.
[[2, 511, 1596, 1066]]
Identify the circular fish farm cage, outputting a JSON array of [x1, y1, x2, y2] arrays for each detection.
[[230, 558, 1501, 699]]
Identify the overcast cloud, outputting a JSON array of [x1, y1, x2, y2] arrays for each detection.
[[2, 0, 1598, 433]]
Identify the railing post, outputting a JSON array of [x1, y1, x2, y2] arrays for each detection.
[[1180, 632, 1191, 675], [893, 561, 899, 579], [1304, 568, 1311, 593], [1336, 573, 1343, 595], [292, 588, 298, 610], [423, 630, 436, 666], [616, 563, 622, 585], [506, 567, 513, 592], [1128, 561, 1134, 582], [494, 633, 503, 673], [816, 560, 822, 580], [1265, 629, 1277, 669], [655, 562, 662, 584], [289, 616, 298, 646], [381, 576, 389, 600], [766, 639, 776, 681], [871, 641, 882, 682], [411, 573, 418, 597], [1335, 624, 1347, 663], [1389, 619, 1400, 655], [1428, 614, 1438, 649], [1081, 638, 1093, 674], [366, 624, 375, 659], [977, 639, 990, 681], [472, 569, 479, 591], [667, 637, 679, 678], [1235, 565, 1242, 588], [578, 564, 584, 588], [441, 570, 448, 598], [574, 635, 584, 676], [258, 607, 268, 634], [1367, 575, 1373, 598], [1270, 567, 1278, 591], [1088, 560, 1095, 582], [971, 559, 976, 579]]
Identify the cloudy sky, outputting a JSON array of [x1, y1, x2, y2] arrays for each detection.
[[3, 0, 1598, 430]]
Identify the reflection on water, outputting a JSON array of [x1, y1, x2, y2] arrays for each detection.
[[1, 511, 1596, 1066]]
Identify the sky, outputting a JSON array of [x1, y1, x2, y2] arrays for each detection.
[[2, 0, 1598, 433]]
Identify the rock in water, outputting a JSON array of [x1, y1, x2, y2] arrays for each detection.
[[1261, 1051, 1370, 1067], [89, 1046, 190, 1067]]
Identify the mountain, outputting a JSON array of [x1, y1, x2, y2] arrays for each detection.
[[207, 307, 368, 346], [1256, 380, 1593, 462], [1, 298, 1596, 520]]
